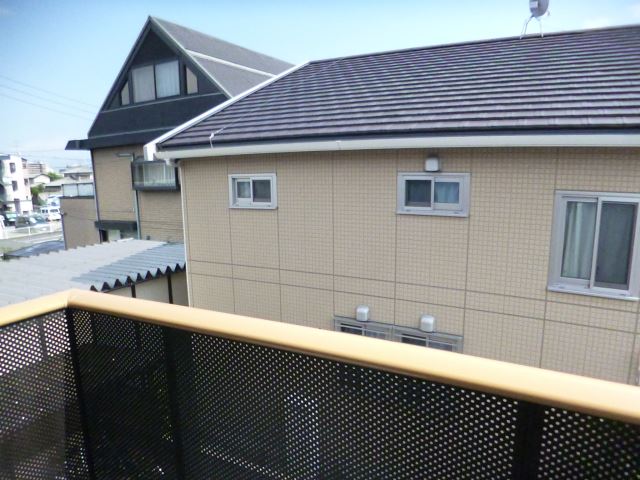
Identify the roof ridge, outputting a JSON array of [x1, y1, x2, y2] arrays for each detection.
[[149, 16, 294, 67], [309, 23, 640, 65]]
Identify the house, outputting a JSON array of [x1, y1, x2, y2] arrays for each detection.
[[145, 25, 640, 385], [66, 16, 293, 245], [28, 173, 51, 186], [0, 154, 33, 215], [59, 165, 93, 181]]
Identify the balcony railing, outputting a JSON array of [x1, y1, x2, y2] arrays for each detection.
[[1, 290, 639, 479]]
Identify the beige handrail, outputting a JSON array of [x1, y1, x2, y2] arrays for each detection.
[[1, 289, 639, 424]]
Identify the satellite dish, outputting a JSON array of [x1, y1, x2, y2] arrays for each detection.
[[521, 0, 550, 38], [530, 0, 549, 17]]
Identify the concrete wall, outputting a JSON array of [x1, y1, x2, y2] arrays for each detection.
[[61, 197, 100, 249], [181, 147, 640, 385], [92, 145, 184, 242]]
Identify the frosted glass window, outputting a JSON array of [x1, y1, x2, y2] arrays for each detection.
[[132, 65, 155, 103], [120, 82, 130, 106], [435, 182, 460, 204], [186, 67, 198, 94], [155, 60, 179, 98]]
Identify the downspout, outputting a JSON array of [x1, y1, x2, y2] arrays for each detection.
[[117, 152, 142, 239]]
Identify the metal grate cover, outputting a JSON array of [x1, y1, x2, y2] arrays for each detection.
[[1, 309, 639, 479]]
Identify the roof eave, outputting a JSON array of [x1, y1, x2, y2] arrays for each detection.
[[153, 130, 640, 162]]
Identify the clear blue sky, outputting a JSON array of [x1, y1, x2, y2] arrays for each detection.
[[0, 0, 638, 169]]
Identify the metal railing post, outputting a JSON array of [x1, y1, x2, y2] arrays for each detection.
[[512, 400, 545, 480], [64, 308, 97, 480], [162, 327, 194, 479]]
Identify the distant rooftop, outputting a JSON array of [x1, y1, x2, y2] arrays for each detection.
[[0, 240, 185, 307], [159, 24, 640, 149]]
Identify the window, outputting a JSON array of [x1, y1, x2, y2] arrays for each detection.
[[120, 81, 130, 106], [132, 161, 179, 190], [334, 317, 463, 352], [155, 60, 180, 98], [9, 162, 16, 173], [131, 60, 180, 103], [549, 191, 640, 299], [229, 174, 277, 209], [186, 67, 198, 94], [397, 173, 470, 216], [11, 181, 18, 191], [132, 65, 155, 103]]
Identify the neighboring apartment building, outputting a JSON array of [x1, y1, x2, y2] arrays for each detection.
[[0, 154, 32, 215], [66, 16, 292, 245], [145, 25, 640, 384]]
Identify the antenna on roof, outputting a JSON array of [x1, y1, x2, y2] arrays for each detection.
[[520, 0, 550, 38]]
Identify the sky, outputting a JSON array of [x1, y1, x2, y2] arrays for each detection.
[[0, 0, 638, 169]]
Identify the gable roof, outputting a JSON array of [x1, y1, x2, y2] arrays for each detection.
[[157, 24, 640, 151], [67, 17, 293, 150]]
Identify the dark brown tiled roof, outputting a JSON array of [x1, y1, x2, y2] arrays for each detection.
[[160, 25, 640, 149]]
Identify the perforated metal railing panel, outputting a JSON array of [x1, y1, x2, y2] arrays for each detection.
[[1, 309, 639, 479], [0, 311, 89, 479]]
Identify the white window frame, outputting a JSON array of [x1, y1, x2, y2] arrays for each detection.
[[228, 173, 277, 209], [397, 172, 470, 217], [549, 190, 640, 300]]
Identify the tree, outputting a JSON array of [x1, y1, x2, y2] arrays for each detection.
[[46, 172, 62, 180], [31, 184, 45, 205]]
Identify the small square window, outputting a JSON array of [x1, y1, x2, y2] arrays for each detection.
[[549, 191, 640, 299], [9, 163, 16, 173], [397, 173, 469, 216], [12, 181, 18, 191], [229, 174, 277, 209]]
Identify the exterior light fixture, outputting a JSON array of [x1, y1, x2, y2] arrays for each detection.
[[425, 154, 440, 172]]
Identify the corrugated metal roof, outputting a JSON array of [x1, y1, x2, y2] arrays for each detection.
[[160, 25, 640, 149], [0, 240, 185, 307]]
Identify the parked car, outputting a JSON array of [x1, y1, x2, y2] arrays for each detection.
[[3, 212, 17, 226], [15, 215, 50, 232], [40, 206, 61, 222]]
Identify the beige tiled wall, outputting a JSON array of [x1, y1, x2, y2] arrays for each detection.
[[93, 146, 139, 222], [181, 148, 640, 384], [138, 190, 184, 242], [92, 145, 184, 242]]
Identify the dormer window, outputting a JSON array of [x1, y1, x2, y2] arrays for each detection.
[[131, 60, 180, 103]]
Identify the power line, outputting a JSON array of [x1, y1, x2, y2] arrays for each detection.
[[0, 84, 97, 115], [0, 93, 93, 121], [0, 74, 100, 108]]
